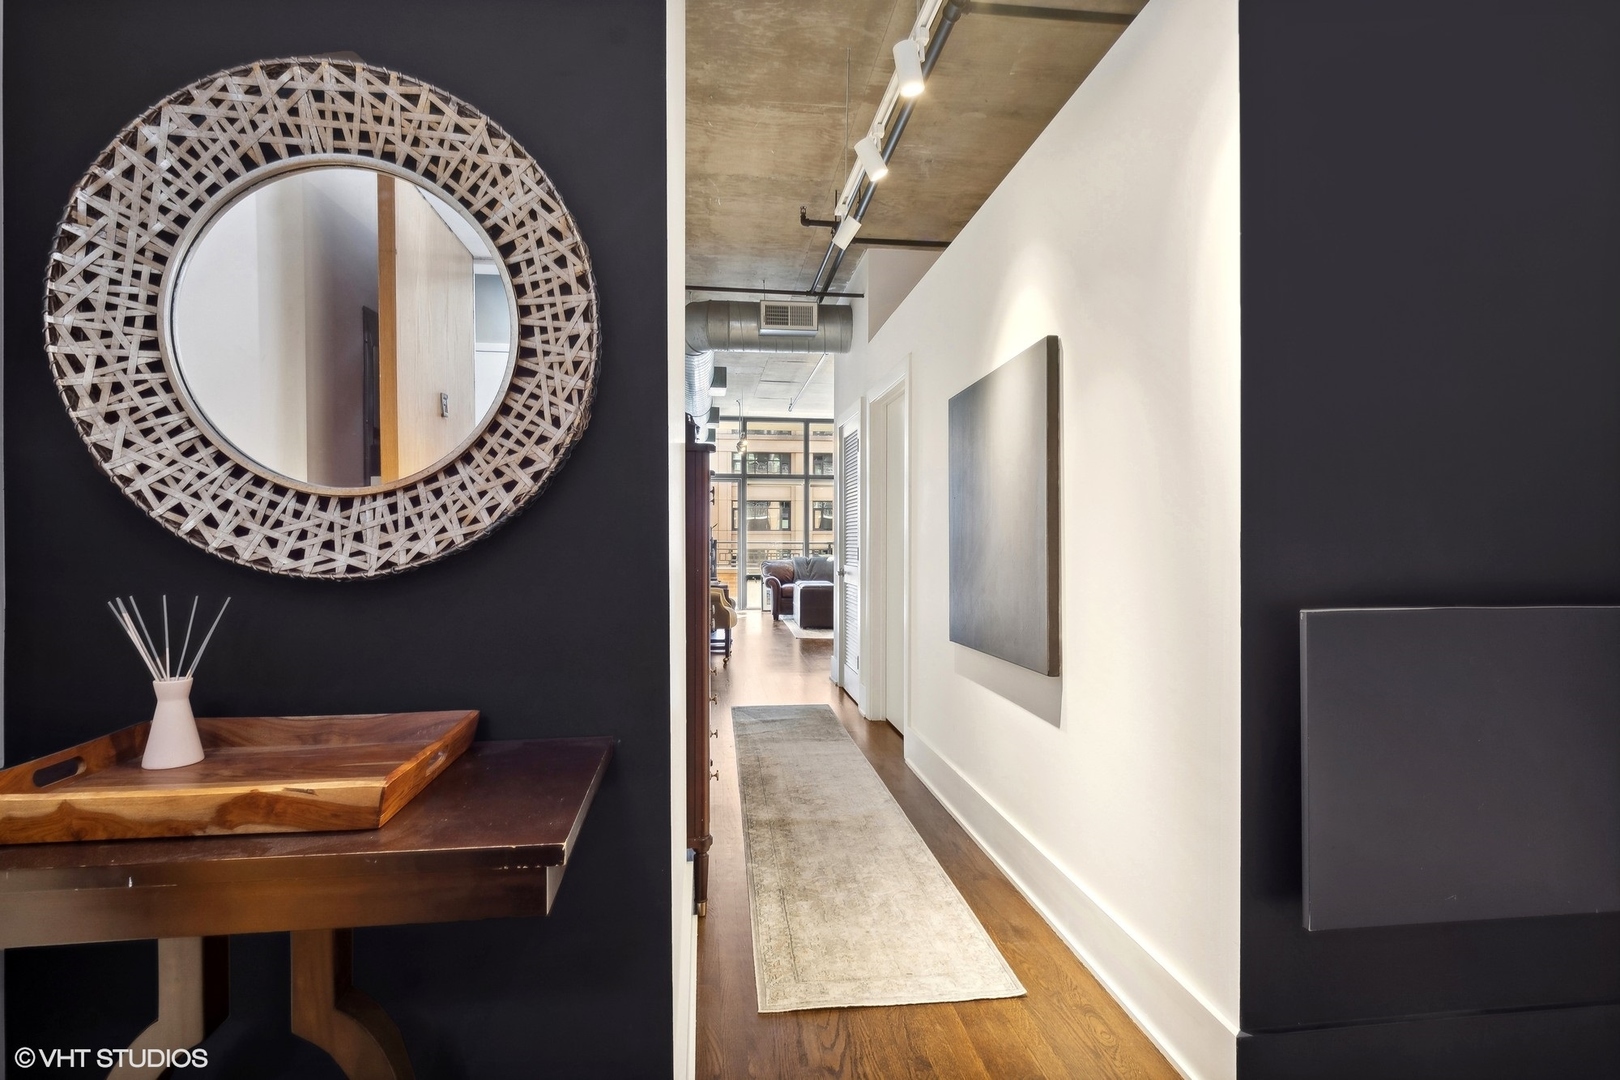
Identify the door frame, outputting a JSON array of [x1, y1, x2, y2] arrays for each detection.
[[833, 403, 864, 708], [864, 364, 909, 732]]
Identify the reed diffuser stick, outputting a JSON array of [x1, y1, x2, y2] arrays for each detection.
[[184, 597, 232, 679], [127, 598, 163, 679], [110, 595, 230, 682], [177, 596, 199, 679], [114, 598, 156, 675], [108, 601, 161, 679]]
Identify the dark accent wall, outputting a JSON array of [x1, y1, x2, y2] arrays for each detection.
[[1300, 607, 1620, 931], [1241, 2, 1620, 1076], [3, 2, 671, 1077]]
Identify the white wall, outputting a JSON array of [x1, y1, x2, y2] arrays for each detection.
[[390, 180, 472, 480], [865, 248, 940, 340], [301, 169, 379, 486], [175, 190, 297, 475], [834, 1, 1240, 1077], [667, 3, 697, 1079], [174, 168, 382, 484]]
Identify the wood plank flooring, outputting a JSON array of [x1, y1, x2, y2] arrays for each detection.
[[697, 611, 1181, 1079]]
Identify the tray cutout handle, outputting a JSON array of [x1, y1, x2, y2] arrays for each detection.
[[33, 756, 86, 788]]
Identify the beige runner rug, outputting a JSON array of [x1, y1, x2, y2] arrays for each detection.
[[732, 704, 1025, 1012]]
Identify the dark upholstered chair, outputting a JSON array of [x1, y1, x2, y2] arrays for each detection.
[[762, 560, 797, 620], [710, 584, 737, 663], [763, 555, 835, 621]]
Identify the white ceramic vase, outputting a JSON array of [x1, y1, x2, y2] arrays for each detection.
[[142, 677, 204, 770]]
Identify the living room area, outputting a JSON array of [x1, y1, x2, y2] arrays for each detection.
[[706, 412, 840, 647]]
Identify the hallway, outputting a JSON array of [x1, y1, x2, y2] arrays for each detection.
[[696, 610, 1179, 1079]]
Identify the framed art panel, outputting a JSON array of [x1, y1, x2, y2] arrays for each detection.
[[947, 336, 1060, 675]]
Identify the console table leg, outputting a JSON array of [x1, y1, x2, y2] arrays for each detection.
[[290, 929, 414, 1080], [110, 936, 228, 1079]]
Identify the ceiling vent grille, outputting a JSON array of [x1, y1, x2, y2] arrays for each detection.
[[760, 301, 819, 334]]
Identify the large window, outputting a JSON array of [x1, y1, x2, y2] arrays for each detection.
[[710, 417, 837, 608], [746, 452, 794, 475], [746, 500, 792, 531]]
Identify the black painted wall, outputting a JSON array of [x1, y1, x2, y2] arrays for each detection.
[[1241, 1, 1620, 1076], [3, 2, 671, 1077]]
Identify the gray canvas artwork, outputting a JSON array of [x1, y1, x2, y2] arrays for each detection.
[[948, 336, 1060, 675]]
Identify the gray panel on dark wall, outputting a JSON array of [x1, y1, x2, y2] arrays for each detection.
[[947, 336, 1060, 675], [1301, 606, 1620, 931]]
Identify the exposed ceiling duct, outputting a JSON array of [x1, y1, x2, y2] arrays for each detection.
[[684, 301, 854, 424], [685, 301, 853, 355], [684, 348, 716, 426]]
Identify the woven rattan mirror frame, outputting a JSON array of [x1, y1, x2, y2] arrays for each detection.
[[43, 58, 599, 579]]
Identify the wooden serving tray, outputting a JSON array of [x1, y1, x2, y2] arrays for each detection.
[[0, 711, 478, 845]]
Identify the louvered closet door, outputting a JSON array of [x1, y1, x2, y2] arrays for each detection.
[[839, 424, 860, 674]]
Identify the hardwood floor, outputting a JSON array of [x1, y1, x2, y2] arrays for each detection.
[[697, 610, 1181, 1080]]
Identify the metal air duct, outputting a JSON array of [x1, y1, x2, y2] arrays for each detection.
[[684, 348, 715, 424], [685, 301, 853, 356], [683, 301, 855, 423]]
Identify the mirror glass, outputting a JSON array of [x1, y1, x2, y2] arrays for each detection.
[[170, 166, 514, 489]]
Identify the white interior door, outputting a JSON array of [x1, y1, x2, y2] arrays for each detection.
[[836, 420, 862, 703]]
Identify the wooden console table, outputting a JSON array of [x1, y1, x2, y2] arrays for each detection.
[[0, 737, 614, 1079]]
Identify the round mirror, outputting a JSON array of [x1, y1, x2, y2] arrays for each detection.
[[168, 165, 515, 491], [46, 58, 598, 578]]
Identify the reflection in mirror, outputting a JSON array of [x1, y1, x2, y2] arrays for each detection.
[[171, 167, 513, 489]]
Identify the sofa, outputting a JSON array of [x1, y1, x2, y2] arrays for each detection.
[[763, 555, 835, 620]]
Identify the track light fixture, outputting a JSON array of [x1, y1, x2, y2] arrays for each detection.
[[853, 136, 889, 182], [893, 36, 926, 98], [812, 0, 957, 295], [832, 216, 862, 251]]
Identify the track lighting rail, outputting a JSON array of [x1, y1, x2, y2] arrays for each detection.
[[808, 2, 1137, 296], [811, 0, 965, 295]]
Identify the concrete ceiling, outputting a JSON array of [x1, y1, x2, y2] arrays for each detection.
[[687, 0, 1144, 417]]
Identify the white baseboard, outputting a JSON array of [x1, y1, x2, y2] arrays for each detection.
[[905, 732, 1236, 1080]]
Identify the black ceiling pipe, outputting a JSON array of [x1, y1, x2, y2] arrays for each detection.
[[800, 207, 952, 248], [687, 284, 866, 298], [810, 0, 967, 297], [967, 3, 1134, 26]]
